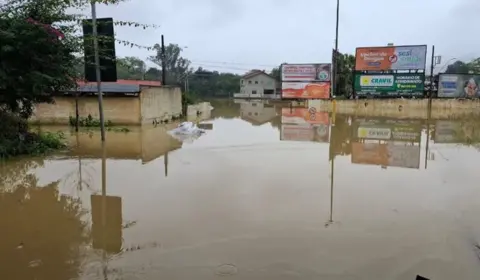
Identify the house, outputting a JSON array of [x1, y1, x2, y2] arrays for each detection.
[[234, 70, 281, 99], [239, 100, 278, 125], [30, 80, 182, 125]]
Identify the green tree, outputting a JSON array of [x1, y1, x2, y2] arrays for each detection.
[[116, 56, 147, 79], [269, 67, 281, 81], [149, 43, 190, 84], [334, 52, 355, 97], [445, 58, 480, 74]]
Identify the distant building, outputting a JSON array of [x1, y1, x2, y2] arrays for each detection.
[[234, 70, 280, 99], [238, 100, 278, 125]]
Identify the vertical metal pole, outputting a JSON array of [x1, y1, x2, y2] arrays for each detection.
[[91, 1, 105, 141], [161, 35, 166, 85], [333, 0, 340, 98], [75, 92, 79, 131], [429, 45, 435, 101]]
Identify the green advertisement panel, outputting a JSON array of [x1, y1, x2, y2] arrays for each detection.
[[354, 73, 425, 96]]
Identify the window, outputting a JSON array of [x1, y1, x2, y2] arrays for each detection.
[[252, 90, 257, 94], [248, 80, 252, 84], [255, 81, 258, 84]]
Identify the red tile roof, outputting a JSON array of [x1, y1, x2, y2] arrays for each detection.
[[76, 79, 161, 86]]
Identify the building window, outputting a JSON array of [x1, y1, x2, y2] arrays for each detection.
[[252, 90, 257, 94], [255, 81, 258, 84], [248, 80, 252, 84]]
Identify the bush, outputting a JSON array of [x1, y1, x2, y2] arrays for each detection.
[[68, 115, 113, 127], [0, 111, 66, 158]]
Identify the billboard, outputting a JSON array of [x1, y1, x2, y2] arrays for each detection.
[[281, 107, 329, 125], [281, 82, 330, 99], [281, 64, 331, 82], [354, 73, 424, 96], [353, 119, 422, 142], [351, 142, 420, 169], [438, 74, 480, 98], [281, 124, 330, 143], [355, 45, 427, 71], [434, 120, 480, 143]]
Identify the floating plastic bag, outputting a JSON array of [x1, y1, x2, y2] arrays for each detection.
[[167, 122, 206, 143]]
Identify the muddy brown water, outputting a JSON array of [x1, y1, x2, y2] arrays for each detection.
[[2, 99, 480, 280]]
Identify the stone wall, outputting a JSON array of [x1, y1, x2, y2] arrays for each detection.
[[308, 99, 480, 119], [31, 96, 141, 125]]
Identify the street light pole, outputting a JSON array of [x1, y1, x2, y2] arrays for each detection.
[[333, 0, 340, 98], [90, 1, 105, 141]]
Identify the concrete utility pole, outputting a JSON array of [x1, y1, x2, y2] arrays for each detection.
[[332, 0, 340, 98], [90, 1, 106, 141]]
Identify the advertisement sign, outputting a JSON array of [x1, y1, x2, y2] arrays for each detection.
[[354, 73, 425, 96], [281, 64, 331, 82], [438, 74, 480, 98], [353, 119, 422, 142], [434, 120, 480, 143], [282, 82, 330, 99], [351, 142, 420, 169], [281, 123, 330, 143], [355, 45, 427, 71], [281, 107, 329, 125]]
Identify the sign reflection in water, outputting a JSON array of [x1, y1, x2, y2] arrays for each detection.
[[350, 118, 422, 169], [280, 107, 330, 143]]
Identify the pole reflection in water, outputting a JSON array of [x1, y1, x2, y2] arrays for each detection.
[[164, 151, 168, 177], [90, 142, 123, 278], [326, 110, 336, 227], [424, 101, 432, 170]]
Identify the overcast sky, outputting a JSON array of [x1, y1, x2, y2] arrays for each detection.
[[91, 0, 479, 73]]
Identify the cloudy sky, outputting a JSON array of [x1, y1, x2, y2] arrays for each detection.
[[91, 0, 479, 73]]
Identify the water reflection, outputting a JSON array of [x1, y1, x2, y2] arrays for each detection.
[[280, 107, 330, 143], [4, 100, 480, 279]]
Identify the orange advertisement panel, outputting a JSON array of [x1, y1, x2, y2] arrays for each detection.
[[351, 142, 388, 166], [355, 45, 427, 71], [282, 82, 330, 99], [281, 107, 329, 125]]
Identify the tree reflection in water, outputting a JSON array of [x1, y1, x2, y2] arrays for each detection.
[[0, 159, 90, 280]]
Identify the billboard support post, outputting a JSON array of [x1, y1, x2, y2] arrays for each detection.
[[333, 0, 340, 98], [429, 45, 435, 105]]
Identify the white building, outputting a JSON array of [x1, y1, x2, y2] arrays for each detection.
[[234, 70, 281, 99]]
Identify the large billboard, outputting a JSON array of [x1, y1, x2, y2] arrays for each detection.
[[351, 142, 421, 169], [434, 120, 480, 143], [281, 64, 331, 82], [281, 107, 329, 125], [438, 74, 480, 98], [355, 45, 427, 71], [282, 82, 330, 99], [354, 73, 424, 96], [281, 63, 331, 99]]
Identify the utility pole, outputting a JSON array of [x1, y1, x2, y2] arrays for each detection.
[[332, 0, 340, 98], [161, 35, 166, 85], [90, 1, 105, 141]]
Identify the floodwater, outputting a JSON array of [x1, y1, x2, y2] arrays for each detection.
[[2, 99, 480, 280]]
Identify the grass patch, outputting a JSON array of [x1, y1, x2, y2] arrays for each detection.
[[69, 115, 130, 132], [0, 131, 66, 159]]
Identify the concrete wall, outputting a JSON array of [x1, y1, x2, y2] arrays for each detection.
[[308, 99, 480, 119], [140, 86, 182, 124], [31, 86, 183, 125], [31, 96, 141, 125]]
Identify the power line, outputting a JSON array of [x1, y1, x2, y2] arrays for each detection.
[[189, 59, 278, 68]]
